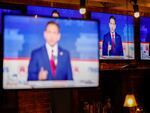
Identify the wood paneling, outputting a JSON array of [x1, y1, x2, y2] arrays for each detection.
[[0, 0, 150, 13]]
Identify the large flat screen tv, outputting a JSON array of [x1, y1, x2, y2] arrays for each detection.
[[3, 15, 99, 89], [140, 16, 150, 60], [91, 12, 134, 60]]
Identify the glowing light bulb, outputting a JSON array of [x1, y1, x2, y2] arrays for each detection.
[[79, 8, 86, 15], [134, 12, 140, 18], [127, 98, 133, 106]]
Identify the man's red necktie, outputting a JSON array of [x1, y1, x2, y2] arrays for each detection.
[[112, 33, 115, 49], [50, 50, 56, 77]]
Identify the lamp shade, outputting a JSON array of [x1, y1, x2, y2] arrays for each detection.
[[124, 94, 138, 107]]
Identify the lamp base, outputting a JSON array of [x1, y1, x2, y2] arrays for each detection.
[[129, 107, 136, 113]]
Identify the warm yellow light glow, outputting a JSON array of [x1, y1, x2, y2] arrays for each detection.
[[124, 94, 138, 107], [134, 12, 140, 18], [79, 8, 86, 14], [136, 108, 140, 111], [127, 98, 133, 106]]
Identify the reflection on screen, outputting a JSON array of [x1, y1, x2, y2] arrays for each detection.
[[27, 6, 83, 18], [91, 12, 134, 60], [3, 15, 99, 89]]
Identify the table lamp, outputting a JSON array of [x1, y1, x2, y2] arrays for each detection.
[[123, 94, 138, 113]]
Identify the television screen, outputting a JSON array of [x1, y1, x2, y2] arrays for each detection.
[[140, 17, 150, 60], [3, 15, 99, 89], [91, 12, 134, 60]]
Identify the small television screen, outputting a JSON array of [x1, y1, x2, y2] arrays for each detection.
[[140, 17, 150, 60], [91, 12, 134, 60], [3, 15, 99, 89]]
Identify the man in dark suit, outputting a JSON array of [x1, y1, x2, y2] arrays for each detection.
[[28, 21, 73, 80], [102, 16, 124, 56]]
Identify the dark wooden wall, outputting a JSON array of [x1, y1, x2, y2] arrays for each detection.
[[100, 68, 150, 113], [0, 69, 150, 113]]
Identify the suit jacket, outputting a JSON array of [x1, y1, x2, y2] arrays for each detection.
[[28, 45, 73, 80], [145, 33, 150, 42], [145, 33, 150, 56], [102, 32, 124, 56]]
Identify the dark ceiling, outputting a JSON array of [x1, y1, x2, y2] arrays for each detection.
[[0, 0, 150, 14]]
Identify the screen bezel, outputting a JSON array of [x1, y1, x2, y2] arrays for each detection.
[[91, 11, 136, 63], [2, 14, 100, 90], [139, 16, 150, 63]]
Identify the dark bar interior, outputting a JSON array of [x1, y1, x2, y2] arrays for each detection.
[[0, 0, 150, 113]]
